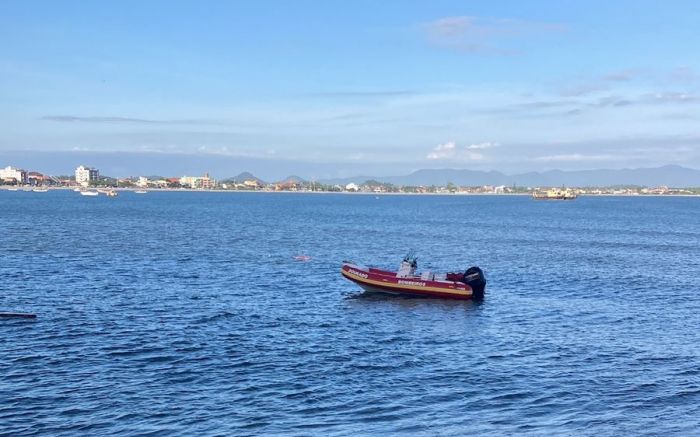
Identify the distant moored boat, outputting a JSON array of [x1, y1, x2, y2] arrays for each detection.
[[532, 188, 577, 200]]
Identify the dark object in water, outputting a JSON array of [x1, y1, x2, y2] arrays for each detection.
[[0, 312, 37, 319]]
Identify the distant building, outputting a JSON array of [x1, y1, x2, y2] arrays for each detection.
[[274, 181, 298, 191], [243, 179, 262, 188], [179, 176, 195, 188], [75, 165, 99, 186], [165, 177, 181, 187], [201, 173, 215, 189], [27, 172, 48, 186], [137, 176, 149, 187], [0, 166, 28, 184], [345, 183, 359, 192], [180, 172, 216, 189]]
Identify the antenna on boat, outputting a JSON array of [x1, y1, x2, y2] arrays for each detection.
[[402, 249, 417, 267]]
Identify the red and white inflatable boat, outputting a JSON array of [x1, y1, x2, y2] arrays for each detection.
[[341, 253, 486, 300]]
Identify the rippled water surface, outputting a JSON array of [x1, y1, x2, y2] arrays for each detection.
[[2, 191, 699, 435]]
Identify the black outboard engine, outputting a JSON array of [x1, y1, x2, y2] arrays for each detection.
[[463, 266, 486, 300]]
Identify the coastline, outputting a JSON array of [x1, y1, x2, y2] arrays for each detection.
[[2, 185, 698, 197]]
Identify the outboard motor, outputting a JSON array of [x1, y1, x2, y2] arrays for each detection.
[[463, 266, 486, 300]]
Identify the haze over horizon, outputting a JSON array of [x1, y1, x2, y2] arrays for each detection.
[[2, 1, 700, 177]]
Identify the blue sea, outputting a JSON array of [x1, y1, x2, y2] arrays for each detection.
[[1, 190, 699, 436]]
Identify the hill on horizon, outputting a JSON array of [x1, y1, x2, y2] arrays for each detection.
[[277, 175, 308, 184], [220, 172, 267, 184]]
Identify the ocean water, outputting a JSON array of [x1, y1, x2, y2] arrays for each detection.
[[1, 190, 699, 436]]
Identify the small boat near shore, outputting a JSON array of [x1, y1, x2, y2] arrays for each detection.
[[32, 188, 49, 193], [134, 190, 147, 194], [98, 189, 118, 197], [341, 252, 486, 300], [80, 190, 99, 196]]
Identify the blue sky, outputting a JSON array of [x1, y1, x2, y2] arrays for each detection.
[[1, 0, 699, 177]]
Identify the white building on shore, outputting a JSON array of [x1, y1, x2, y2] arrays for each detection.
[[180, 172, 216, 189], [75, 165, 99, 186], [0, 166, 28, 184]]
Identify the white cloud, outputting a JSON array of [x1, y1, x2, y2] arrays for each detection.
[[426, 141, 456, 159], [466, 142, 499, 150], [427, 141, 489, 161]]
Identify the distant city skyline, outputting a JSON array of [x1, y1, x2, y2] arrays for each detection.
[[2, 1, 699, 175]]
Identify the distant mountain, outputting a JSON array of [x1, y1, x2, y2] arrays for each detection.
[[321, 165, 700, 187], [222, 172, 266, 184], [277, 175, 307, 184], [385, 169, 509, 186], [320, 169, 509, 186], [518, 165, 700, 187]]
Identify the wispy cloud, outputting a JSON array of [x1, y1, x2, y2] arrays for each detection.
[[510, 100, 578, 110], [426, 141, 457, 159], [532, 153, 619, 162], [553, 91, 699, 117], [668, 66, 699, 83], [505, 86, 700, 120], [557, 67, 700, 97], [308, 90, 417, 98], [480, 99, 580, 118], [426, 141, 493, 161], [594, 92, 699, 108], [421, 16, 566, 55], [559, 83, 609, 97], [41, 115, 223, 125], [642, 92, 699, 104], [601, 70, 636, 82], [558, 69, 640, 97], [466, 142, 499, 150]]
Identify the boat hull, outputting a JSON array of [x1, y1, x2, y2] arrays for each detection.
[[341, 263, 478, 300]]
